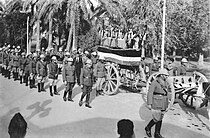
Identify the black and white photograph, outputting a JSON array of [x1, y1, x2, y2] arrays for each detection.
[[0, 0, 209, 138]]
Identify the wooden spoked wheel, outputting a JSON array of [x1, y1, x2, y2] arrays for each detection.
[[179, 71, 208, 109], [102, 63, 120, 95], [142, 72, 175, 111]]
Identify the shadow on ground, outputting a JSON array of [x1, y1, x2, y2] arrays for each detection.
[[25, 117, 209, 138], [26, 99, 52, 120]]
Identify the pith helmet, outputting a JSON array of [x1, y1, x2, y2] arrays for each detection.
[[86, 59, 92, 64], [181, 58, 188, 63], [51, 56, 57, 60], [40, 54, 45, 58], [67, 58, 73, 62], [159, 68, 169, 76]]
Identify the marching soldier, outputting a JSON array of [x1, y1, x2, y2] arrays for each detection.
[[0, 47, 3, 74], [8, 49, 15, 79], [62, 57, 76, 102], [29, 53, 38, 89], [23, 53, 32, 86], [79, 59, 93, 108], [36, 54, 48, 92], [145, 69, 170, 138], [13, 49, 20, 81], [94, 56, 106, 96], [18, 52, 26, 84], [48, 56, 59, 96]]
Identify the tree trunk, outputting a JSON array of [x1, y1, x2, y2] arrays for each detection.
[[66, 24, 73, 51], [36, 20, 40, 51], [72, 22, 76, 51], [48, 14, 53, 50]]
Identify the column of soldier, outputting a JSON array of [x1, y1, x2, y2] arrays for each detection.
[[0, 45, 106, 109]]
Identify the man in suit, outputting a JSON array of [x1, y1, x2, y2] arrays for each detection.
[[145, 69, 170, 138], [74, 52, 83, 86]]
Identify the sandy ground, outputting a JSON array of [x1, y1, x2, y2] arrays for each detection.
[[0, 74, 210, 138]]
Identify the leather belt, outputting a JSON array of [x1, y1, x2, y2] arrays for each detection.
[[153, 92, 167, 96]]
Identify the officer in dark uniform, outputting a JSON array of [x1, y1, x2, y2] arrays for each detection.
[[48, 56, 59, 96], [62, 57, 76, 102], [145, 69, 170, 138], [8, 49, 15, 79], [36, 54, 48, 92], [23, 53, 32, 86], [29, 53, 38, 89], [79, 59, 93, 108], [18, 52, 26, 84]]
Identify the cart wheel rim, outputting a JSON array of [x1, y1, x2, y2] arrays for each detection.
[[102, 63, 120, 95]]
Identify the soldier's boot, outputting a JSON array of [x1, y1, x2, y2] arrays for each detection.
[[8, 71, 10, 79], [79, 93, 86, 106], [154, 121, 164, 138], [63, 90, 67, 101], [23, 76, 26, 83], [41, 83, 46, 92], [38, 83, 41, 92], [49, 86, 53, 96], [20, 76, 23, 84], [145, 119, 155, 137], [29, 80, 33, 89], [85, 93, 92, 108], [68, 90, 73, 102], [32, 79, 37, 88], [54, 86, 60, 95], [25, 77, 28, 86], [14, 72, 18, 81]]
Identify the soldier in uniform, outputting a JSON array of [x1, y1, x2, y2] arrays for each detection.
[[18, 52, 26, 84], [13, 49, 20, 81], [36, 54, 48, 92], [94, 56, 106, 96], [145, 69, 170, 138], [23, 53, 32, 86], [176, 58, 188, 76], [8, 49, 15, 79], [48, 56, 59, 96], [29, 53, 38, 89], [0, 47, 3, 74], [62, 57, 75, 102], [79, 59, 93, 108]]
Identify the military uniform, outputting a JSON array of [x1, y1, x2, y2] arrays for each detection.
[[12, 54, 19, 80], [18, 55, 25, 84], [57, 52, 64, 73], [62, 63, 76, 101], [74, 55, 83, 85], [94, 60, 106, 96], [79, 64, 93, 108], [176, 65, 187, 76], [145, 69, 170, 138], [36, 60, 47, 92], [48, 61, 59, 96], [29, 58, 37, 88], [23, 56, 31, 86]]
